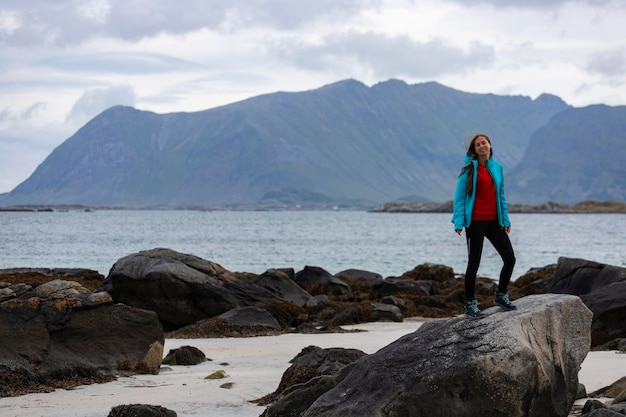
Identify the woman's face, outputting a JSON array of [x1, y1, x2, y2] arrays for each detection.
[[473, 135, 491, 158]]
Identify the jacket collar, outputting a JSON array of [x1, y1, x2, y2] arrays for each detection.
[[464, 153, 493, 166]]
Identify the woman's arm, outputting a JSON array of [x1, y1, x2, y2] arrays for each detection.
[[498, 164, 511, 228], [452, 169, 469, 231]]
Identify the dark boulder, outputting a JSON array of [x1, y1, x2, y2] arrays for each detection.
[[0, 282, 32, 301], [103, 248, 279, 330], [0, 268, 105, 291], [475, 278, 498, 294], [261, 372, 347, 417], [582, 399, 607, 414], [255, 345, 367, 408], [297, 294, 592, 417], [512, 264, 556, 296], [580, 395, 626, 416], [166, 315, 284, 338], [609, 402, 626, 415], [0, 280, 164, 397], [219, 306, 281, 330], [549, 257, 622, 294], [254, 268, 312, 307], [398, 263, 455, 283], [264, 299, 308, 329], [305, 300, 400, 327], [593, 338, 626, 352], [581, 409, 624, 417], [371, 277, 430, 297], [162, 345, 207, 366], [294, 266, 349, 296], [369, 302, 402, 322], [589, 376, 626, 399], [305, 294, 330, 308], [379, 295, 406, 309], [335, 269, 384, 294], [370, 263, 457, 301], [108, 404, 177, 417], [549, 257, 626, 346], [335, 269, 382, 281]]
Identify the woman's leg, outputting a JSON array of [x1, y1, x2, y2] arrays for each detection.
[[485, 223, 516, 292], [464, 221, 487, 300]]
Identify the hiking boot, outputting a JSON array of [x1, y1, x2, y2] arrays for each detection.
[[464, 299, 485, 319], [494, 290, 517, 310]]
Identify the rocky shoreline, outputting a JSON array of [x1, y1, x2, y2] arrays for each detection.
[[2, 199, 626, 213], [371, 199, 626, 213], [1, 250, 625, 416]]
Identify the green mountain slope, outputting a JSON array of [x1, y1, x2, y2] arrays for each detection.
[[0, 79, 569, 208]]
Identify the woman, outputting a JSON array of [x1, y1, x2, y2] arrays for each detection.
[[452, 133, 516, 319]]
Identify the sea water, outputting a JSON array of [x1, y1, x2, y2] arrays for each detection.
[[0, 210, 623, 280]]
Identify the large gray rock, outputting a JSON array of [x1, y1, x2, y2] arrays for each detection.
[[335, 269, 384, 293], [108, 404, 177, 417], [257, 345, 368, 413], [162, 345, 207, 366], [371, 277, 430, 297], [254, 268, 312, 307], [301, 294, 592, 417], [219, 306, 281, 330], [549, 257, 626, 346], [294, 266, 349, 296], [0, 280, 164, 397], [103, 248, 278, 330]]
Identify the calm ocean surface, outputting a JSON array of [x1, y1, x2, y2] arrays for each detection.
[[0, 210, 623, 280]]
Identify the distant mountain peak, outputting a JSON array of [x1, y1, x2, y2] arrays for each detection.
[[318, 78, 367, 91], [534, 93, 569, 107], [1, 79, 600, 209]]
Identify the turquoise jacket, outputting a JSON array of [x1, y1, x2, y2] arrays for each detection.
[[452, 154, 511, 231]]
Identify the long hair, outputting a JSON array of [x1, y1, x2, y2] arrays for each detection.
[[459, 133, 493, 195]]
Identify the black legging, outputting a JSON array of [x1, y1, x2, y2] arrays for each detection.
[[464, 220, 516, 300]]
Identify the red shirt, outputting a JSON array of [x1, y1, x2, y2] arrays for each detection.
[[472, 163, 497, 221]]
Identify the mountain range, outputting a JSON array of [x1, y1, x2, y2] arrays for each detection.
[[1, 79, 624, 209], [506, 104, 626, 203]]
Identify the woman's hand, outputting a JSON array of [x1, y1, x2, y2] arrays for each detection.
[[504, 226, 511, 234], [455, 229, 462, 236]]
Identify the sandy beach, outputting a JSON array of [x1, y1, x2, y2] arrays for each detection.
[[1, 319, 624, 417]]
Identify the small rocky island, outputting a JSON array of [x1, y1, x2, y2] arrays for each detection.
[[371, 199, 626, 213]]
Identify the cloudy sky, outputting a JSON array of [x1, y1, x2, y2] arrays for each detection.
[[1, 0, 625, 193]]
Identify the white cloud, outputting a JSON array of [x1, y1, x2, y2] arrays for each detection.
[[66, 85, 136, 125], [0, 104, 71, 193], [0, 0, 626, 193], [272, 31, 495, 79], [0, 0, 381, 46], [587, 47, 626, 78], [0, 102, 46, 125], [38, 51, 204, 74], [0, 10, 22, 35], [78, 0, 112, 24], [443, 0, 624, 9]]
